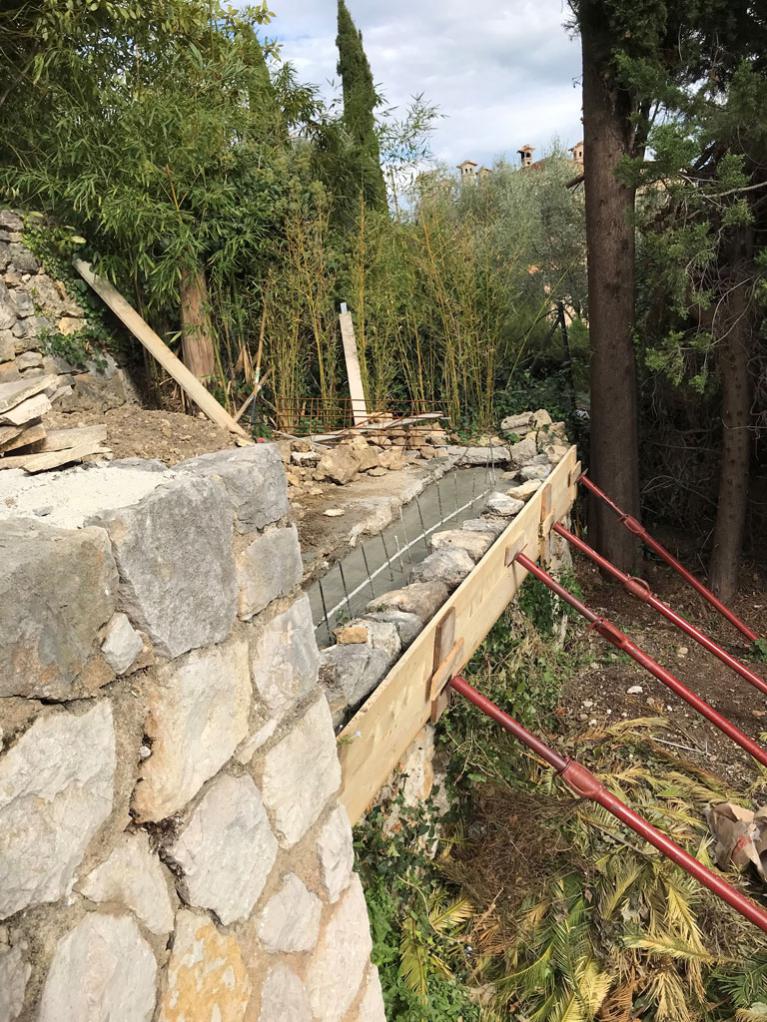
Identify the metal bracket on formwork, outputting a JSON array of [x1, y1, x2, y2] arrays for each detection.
[[539, 482, 555, 565], [429, 609, 464, 724]]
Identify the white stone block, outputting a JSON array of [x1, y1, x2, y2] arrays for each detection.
[[101, 612, 143, 675], [316, 806, 354, 904], [38, 913, 157, 1022], [258, 964, 312, 1022], [169, 773, 277, 925], [305, 874, 373, 1022], [0, 703, 115, 918], [133, 639, 251, 822], [249, 596, 319, 722], [355, 966, 386, 1021], [261, 697, 341, 848], [237, 526, 302, 620], [78, 831, 174, 936], [257, 873, 322, 953], [0, 945, 29, 1022]]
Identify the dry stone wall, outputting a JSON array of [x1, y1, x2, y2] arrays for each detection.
[[0, 445, 385, 1022]]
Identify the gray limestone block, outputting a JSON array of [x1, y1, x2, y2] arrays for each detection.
[[249, 595, 320, 722], [520, 463, 552, 481], [461, 516, 507, 537], [428, 528, 494, 561], [509, 433, 538, 465], [0, 702, 116, 919], [0, 518, 117, 698], [92, 474, 237, 659], [319, 643, 391, 715], [177, 444, 288, 533], [7, 244, 38, 274], [365, 610, 423, 648], [366, 581, 448, 621], [237, 525, 302, 620], [410, 548, 474, 589], [486, 492, 525, 517], [444, 445, 512, 465]]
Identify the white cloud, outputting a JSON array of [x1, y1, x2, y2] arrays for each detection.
[[268, 0, 583, 168]]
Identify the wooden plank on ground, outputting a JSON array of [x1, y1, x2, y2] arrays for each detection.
[[338, 303, 368, 427], [337, 446, 578, 824], [74, 260, 251, 442]]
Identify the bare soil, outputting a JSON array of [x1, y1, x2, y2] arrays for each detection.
[[561, 550, 767, 790], [46, 405, 236, 465]]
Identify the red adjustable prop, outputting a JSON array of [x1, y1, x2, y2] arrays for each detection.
[[515, 552, 767, 770], [580, 473, 759, 644], [449, 673, 767, 936], [553, 522, 767, 699]]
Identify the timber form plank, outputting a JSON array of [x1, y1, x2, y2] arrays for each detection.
[[338, 445, 579, 824]]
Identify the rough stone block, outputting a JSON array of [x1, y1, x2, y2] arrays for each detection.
[[258, 964, 312, 1022], [7, 244, 37, 274], [0, 702, 115, 919], [366, 581, 448, 622], [500, 411, 534, 436], [509, 433, 538, 465], [78, 831, 175, 936], [429, 528, 493, 562], [355, 966, 386, 1021], [332, 618, 400, 661], [261, 697, 341, 848], [411, 547, 474, 588], [249, 596, 319, 721], [319, 644, 391, 717], [157, 910, 251, 1022], [365, 610, 423, 648], [237, 525, 302, 620], [38, 913, 157, 1022], [445, 444, 511, 465], [132, 639, 251, 822], [257, 873, 322, 953], [101, 612, 143, 675], [506, 478, 542, 502], [168, 773, 277, 926], [305, 874, 373, 1022], [317, 806, 354, 903], [0, 331, 13, 363], [177, 444, 288, 533], [531, 408, 553, 428], [94, 475, 237, 659], [520, 463, 552, 481], [315, 446, 360, 484], [486, 492, 525, 517], [461, 516, 507, 537], [0, 944, 29, 1022], [0, 519, 117, 698]]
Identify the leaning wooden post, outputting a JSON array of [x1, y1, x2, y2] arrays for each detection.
[[75, 260, 251, 442], [338, 302, 368, 426]]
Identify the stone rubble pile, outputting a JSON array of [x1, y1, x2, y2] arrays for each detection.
[[0, 209, 136, 420], [0, 444, 385, 1022], [318, 410, 572, 727]]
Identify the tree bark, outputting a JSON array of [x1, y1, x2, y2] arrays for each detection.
[[581, 7, 642, 571], [180, 266, 216, 380], [709, 233, 753, 600]]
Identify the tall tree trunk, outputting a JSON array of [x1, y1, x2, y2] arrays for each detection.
[[581, 8, 642, 571], [180, 266, 216, 380], [709, 232, 753, 600]]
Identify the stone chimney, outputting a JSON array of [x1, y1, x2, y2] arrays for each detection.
[[457, 159, 479, 184], [517, 145, 535, 168]]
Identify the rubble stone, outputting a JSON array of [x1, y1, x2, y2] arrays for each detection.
[[316, 806, 354, 903], [0, 702, 115, 919], [500, 411, 534, 435], [249, 596, 319, 721], [237, 525, 302, 619], [305, 874, 373, 1022], [316, 446, 360, 484], [355, 966, 386, 1021], [0, 945, 29, 1022], [429, 528, 493, 561], [257, 874, 322, 953], [319, 643, 391, 718], [78, 831, 175, 936], [486, 492, 525, 517], [101, 612, 143, 675], [169, 773, 277, 925], [332, 617, 401, 661], [0, 519, 117, 698], [461, 516, 507, 537], [509, 433, 538, 465], [157, 910, 251, 1022], [411, 547, 474, 588], [38, 913, 157, 1022], [366, 581, 448, 622], [261, 697, 341, 847], [520, 463, 552, 481], [95, 475, 237, 658], [365, 610, 423, 647], [133, 640, 251, 822], [507, 479, 542, 502]]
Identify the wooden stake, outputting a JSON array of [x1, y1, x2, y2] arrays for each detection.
[[338, 302, 368, 427], [74, 260, 251, 442]]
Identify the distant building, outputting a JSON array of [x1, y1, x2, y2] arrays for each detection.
[[457, 139, 585, 185]]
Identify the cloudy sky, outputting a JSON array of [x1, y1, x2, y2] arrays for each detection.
[[269, 0, 583, 170]]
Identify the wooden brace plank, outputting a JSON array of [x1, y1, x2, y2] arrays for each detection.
[[74, 260, 251, 441], [337, 445, 578, 823]]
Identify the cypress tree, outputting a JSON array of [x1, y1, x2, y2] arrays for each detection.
[[336, 0, 387, 211]]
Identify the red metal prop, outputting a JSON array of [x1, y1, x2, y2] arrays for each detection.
[[579, 473, 759, 644], [553, 522, 767, 698], [515, 552, 767, 770], [449, 673, 767, 936]]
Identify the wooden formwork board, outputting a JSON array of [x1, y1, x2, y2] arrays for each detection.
[[338, 445, 579, 824]]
